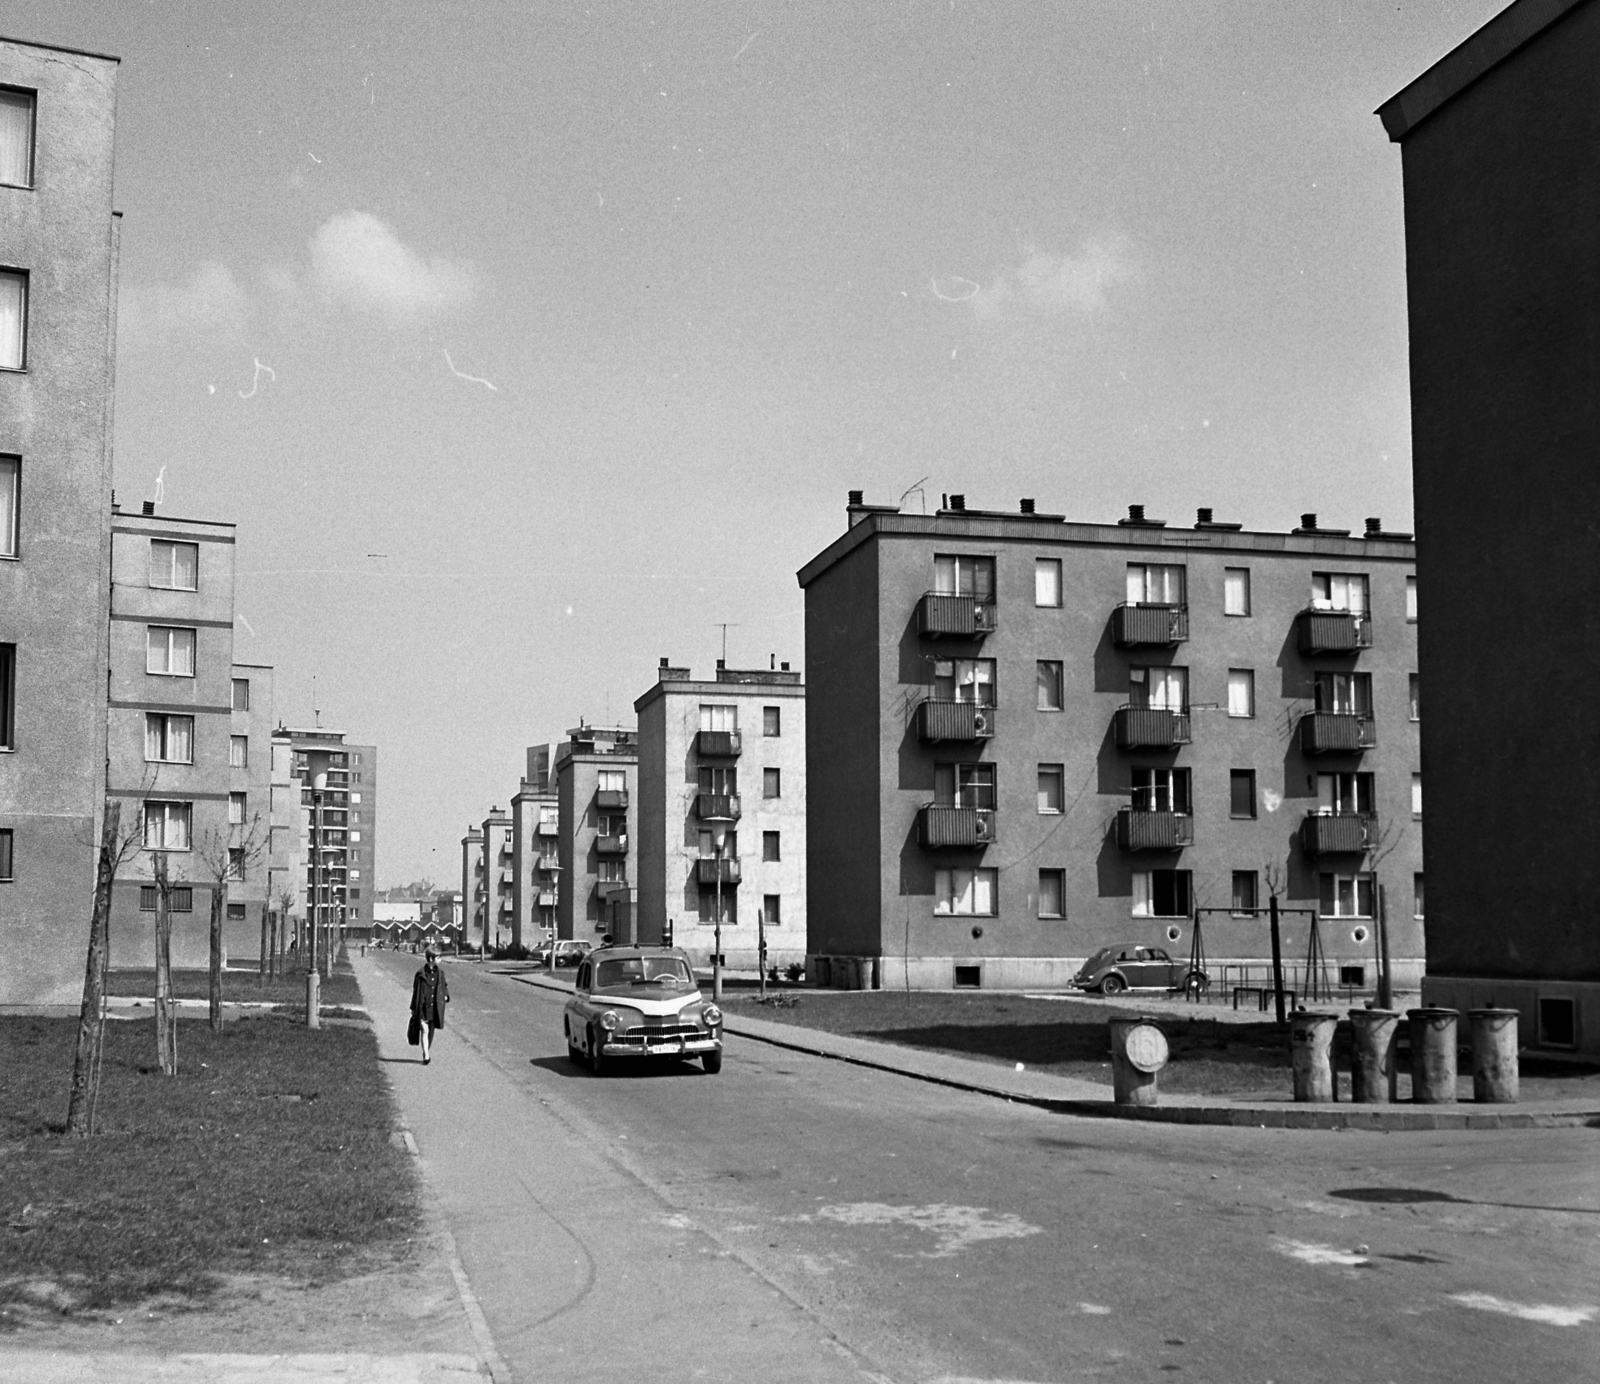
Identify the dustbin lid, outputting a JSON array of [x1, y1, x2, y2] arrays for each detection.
[[1122, 1022, 1169, 1074]]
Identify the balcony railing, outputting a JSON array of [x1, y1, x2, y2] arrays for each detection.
[[535, 854, 559, 873], [695, 857, 742, 885], [535, 821, 559, 837], [1296, 608, 1373, 654], [535, 891, 556, 907], [1115, 807, 1194, 851], [1113, 705, 1191, 749], [917, 804, 997, 848], [595, 788, 629, 810], [696, 729, 742, 757], [595, 833, 629, 856], [917, 592, 997, 639], [695, 792, 741, 822], [916, 699, 997, 742], [1112, 603, 1189, 646], [1299, 812, 1377, 854], [1299, 711, 1376, 755]]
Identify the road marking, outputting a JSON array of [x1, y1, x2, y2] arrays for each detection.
[[1275, 1238, 1370, 1267], [793, 1203, 1042, 1258], [1450, 1293, 1597, 1327]]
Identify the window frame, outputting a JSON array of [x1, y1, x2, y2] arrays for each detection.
[[0, 643, 13, 751], [142, 800, 193, 852], [933, 865, 998, 916], [762, 893, 781, 926], [1038, 868, 1066, 919], [698, 703, 738, 732], [144, 712, 195, 765], [1230, 870, 1258, 916], [1409, 674, 1420, 722], [0, 86, 37, 190], [0, 454, 18, 560], [1226, 668, 1255, 718], [229, 734, 249, 769], [231, 677, 250, 711], [1319, 871, 1375, 919], [1229, 769, 1256, 820], [762, 830, 780, 862], [1223, 566, 1251, 617], [1126, 563, 1186, 607], [762, 767, 781, 799], [1037, 763, 1064, 814], [146, 625, 197, 678], [228, 791, 247, 825], [1132, 868, 1192, 918], [1036, 659, 1063, 711], [1405, 575, 1418, 623], [1131, 766, 1191, 814], [763, 705, 781, 737], [0, 827, 12, 881], [149, 539, 200, 592], [1034, 558, 1062, 608], [1413, 873, 1424, 920], [0, 267, 28, 372]]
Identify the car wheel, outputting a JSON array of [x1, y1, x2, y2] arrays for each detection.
[[702, 1049, 723, 1075], [1184, 969, 1210, 996], [1101, 973, 1128, 996], [565, 1022, 583, 1066], [588, 1027, 606, 1076]]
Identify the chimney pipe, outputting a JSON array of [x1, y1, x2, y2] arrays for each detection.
[[142, 500, 155, 516], [770, 653, 775, 670], [848, 489, 863, 506], [660, 656, 669, 668], [1020, 498, 1035, 514], [1128, 504, 1145, 522], [1197, 507, 1213, 524], [1301, 513, 1317, 530], [950, 494, 966, 511], [716, 658, 725, 670], [781, 661, 790, 671], [1365, 517, 1381, 535]]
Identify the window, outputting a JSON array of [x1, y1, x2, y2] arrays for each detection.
[[228, 792, 246, 825], [1037, 764, 1064, 814], [0, 269, 27, 370], [149, 540, 199, 591], [1409, 674, 1420, 721], [1035, 558, 1062, 607], [146, 626, 196, 677], [142, 713, 194, 764], [1412, 773, 1423, 818], [139, 885, 193, 912], [934, 866, 997, 915], [1132, 869, 1191, 917], [762, 830, 780, 862], [1126, 563, 1185, 606], [227, 902, 247, 921], [228, 847, 246, 881], [762, 767, 781, 799], [1413, 873, 1425, 920], [1227, 669, 1255, 718], [1405, 575, 1418, 622], [1319, 872, 1374, 918], [0, 455, 17, 559], [598, 813, 626, 838], [143, 801, 192, 851], [1223, 567, 1251, 616], [933, 658, 996, 705], [935, 762, 996, 809], [1036, 660, 1063, 711], [1316, 771, 1374, 815], [597, 768, 625, 792], [697, 828, 737, 857], [1131, 767, 1190, 813], [1311, 572, 1369, 614], [0, 644, 13, 750], [1231, 871, 1258, 915], [1229, 770, 1256, 819], [0, 828, 11, 881], [933, 554, 994, 599], [1039, 869, 1065, 918], [699, 704, 737, 732], [0, 88, 36, 188], [1314, 671, 1372, 715], [598, 858, 627, 883], [232, 677, 250, 711], [1129, 666, 1187, 711], [763, 894, 781, 926], [230, 735, 248, 769], [698, 890, 737, 924], [763, 706, 781, 737], [698, 765, 736, 795]]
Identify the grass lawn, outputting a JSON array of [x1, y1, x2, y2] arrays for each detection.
[[0, 1010, 419, 1327], [106, 965, 364, 1012]]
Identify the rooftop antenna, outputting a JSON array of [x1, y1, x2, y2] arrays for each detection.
[[713, 622, 741, 663], [312, 674, 320, 729], [899, 475, 929, 515]]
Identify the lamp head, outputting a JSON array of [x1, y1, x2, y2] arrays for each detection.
[[313, 771, 327, 792], [712, 826, 727, 853]]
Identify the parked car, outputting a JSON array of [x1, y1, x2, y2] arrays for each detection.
[[564, 946, 723, 1075], [1070, 943, 1207, 996], [551, 940, 593, 968]]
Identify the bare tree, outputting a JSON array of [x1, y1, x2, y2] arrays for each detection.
[[65, 804, 126, 1136], [152, 850, 179, 1076], [193, 814, 270, 1033]]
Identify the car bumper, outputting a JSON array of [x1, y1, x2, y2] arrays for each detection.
[[601, 1032, 722, 1058]]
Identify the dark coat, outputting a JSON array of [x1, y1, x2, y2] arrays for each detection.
[[410, 964, 449, 1030]]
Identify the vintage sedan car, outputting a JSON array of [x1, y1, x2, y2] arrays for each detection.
[[1070, 943, 1207, 996], [564, 947, 723, 1075], [551, 940, 593, 968]]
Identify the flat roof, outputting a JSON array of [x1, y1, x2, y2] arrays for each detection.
[[1377, 0, 1589, 141], [634, 677, 806, 714], [0, 34, 121, 64]]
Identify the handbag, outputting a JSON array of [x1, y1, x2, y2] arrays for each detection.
[[407, 1012, 420, 1046]]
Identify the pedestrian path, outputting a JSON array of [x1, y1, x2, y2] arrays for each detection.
[[0, 1351, 485, 1383]]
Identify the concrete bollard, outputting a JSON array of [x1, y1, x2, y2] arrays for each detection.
[[1290, 1012, 1339, 1101], [1468, 1008, 1520, 1103], [1407, 1008, 1460, 1104], [1109, 1017, 1169, 1106], [1348, 1008, 1400, 1103]]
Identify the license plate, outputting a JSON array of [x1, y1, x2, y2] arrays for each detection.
[[648, 1041, 684, 1054]]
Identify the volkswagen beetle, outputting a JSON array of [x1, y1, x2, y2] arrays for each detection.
[[1070, 943, 1207, 996], [564, 946, 723, 1075]]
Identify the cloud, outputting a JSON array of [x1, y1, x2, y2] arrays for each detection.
[[308, 211, 477, 322], [959, 238, 1134, 321], [119, 260, 250, 344]]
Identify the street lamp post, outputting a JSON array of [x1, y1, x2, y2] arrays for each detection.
[[307, 771, 325, 1029], [712, 826, 726, 1003], [546, 863, 563, 975], [758, 895, 767, 1000]]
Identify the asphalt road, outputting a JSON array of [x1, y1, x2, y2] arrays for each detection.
[[366, 953, 1599, 1384]]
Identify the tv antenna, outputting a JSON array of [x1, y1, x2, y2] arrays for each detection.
[[899, 476, 930, 514], [713, 622, 741, 663]]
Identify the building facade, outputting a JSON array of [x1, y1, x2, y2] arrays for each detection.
[[554, 726, 638, 943], [460, 824, 485, 952], [224, 661, 275, 962], [634, 658, 807, 968], [1379, 0, 1600, 1052], [510, 746, 559, 951], [276, 728, 377, 952], [479, 805, 513, 951], [799, 492, 1422, 991], [0, 39, 121, 1004]]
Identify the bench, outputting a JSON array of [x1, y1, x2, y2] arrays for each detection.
[[1233, 985, 1296, 1013]]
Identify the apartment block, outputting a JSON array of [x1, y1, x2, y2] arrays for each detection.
[[799, 492, 1422, 991], [1379, 0, 1600, 1053], [510, 743, 559, 950], [0, 39, 120, 1004], [480, 805, 513, 950], [224, 661, 275, 962], [555, 726, 638, 942], [460, 823, 485, 951], [634, 657, 807, 968], [276, 728, 377, 950]]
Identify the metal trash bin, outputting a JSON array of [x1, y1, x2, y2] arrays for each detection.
[[1407, 1007, 1460, 1104], [1108, 1017, 1168, 1107], [1290, 1012, 1338, 1102], [1468, 1008, 1519, 1103], [1348, 1008, 1399, 1104]]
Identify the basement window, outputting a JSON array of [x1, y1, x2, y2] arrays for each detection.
[[953, 964, 982, 989], [1338, 964, 1366, 988], [1538, 997, 1576, 1050]]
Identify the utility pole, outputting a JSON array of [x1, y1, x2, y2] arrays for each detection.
[[1268, 892, 1287, 1027]]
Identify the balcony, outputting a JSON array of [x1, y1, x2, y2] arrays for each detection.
[[535, 891, 556, 907], [916, 699, 997, 742], [595, 788, 630, 810], [1113, 705, 1191, 749], [917, 592, 997, 639], [695, 856, 742, 886], [1299, 711, 1376, 755], [596, 879, 631, 901], [1299, 812, 1377, 855], [917, 804, 997, 848], [695, 792, 742, 823], [696, 729, 742, 757], [535, 854, 559, 873], [595, 833, 628, 856], [536, 821, 559, 838], [1112, 603, 1189, 647], [1115, 808, 1194, 851], [1296, 609, 1372, 654]]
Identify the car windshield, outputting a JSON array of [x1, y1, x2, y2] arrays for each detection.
[[594, 957, 692, 988]]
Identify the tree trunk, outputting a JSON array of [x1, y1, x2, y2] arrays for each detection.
[[259, 904, 269, 986], [154, 852, 177, 1077], [209, 882, 225, 1033], [66, 803, 120, 1138]]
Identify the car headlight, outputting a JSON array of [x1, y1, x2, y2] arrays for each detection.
[[599, 1010, 620, 1032], [702, 1004, 722, 1027]]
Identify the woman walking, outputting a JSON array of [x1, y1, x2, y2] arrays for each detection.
[[408, 946, 450, 1064]]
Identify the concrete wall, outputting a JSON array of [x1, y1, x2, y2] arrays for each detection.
[[510, 781, 557, 950], [222, 662, 274, 962], [460, 827, 484, 950], [480, 809, 512, 948], [556, 739, 638, 942], [0, 40, 120, 1005]]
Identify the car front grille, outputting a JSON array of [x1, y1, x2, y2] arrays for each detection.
[[611, 1022, 705, 1046]]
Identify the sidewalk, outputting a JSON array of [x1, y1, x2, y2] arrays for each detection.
[[510, 969, 1600, 1132]]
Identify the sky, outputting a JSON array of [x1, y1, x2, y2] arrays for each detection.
[[10, 0, 1503, 888]]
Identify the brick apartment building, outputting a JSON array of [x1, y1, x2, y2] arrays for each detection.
[[799, 492, 1422, 991]]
